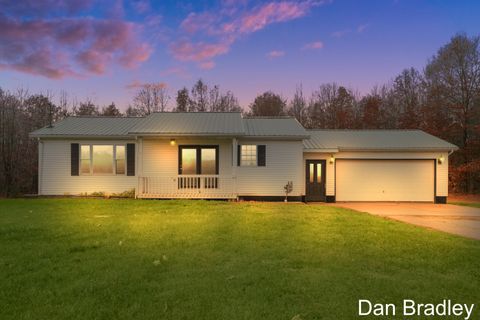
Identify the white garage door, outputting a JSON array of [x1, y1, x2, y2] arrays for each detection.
[[336, 160, 435, 202]]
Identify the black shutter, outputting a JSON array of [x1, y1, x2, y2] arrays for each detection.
[[257, 145, 266, 166], [71, 143, 79, 176], [126, 143, 135, 176], [237, 144, 241, 166]]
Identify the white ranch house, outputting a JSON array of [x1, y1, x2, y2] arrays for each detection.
[[30, 112, 458, 203]]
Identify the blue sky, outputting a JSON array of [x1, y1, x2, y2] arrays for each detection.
[[0, 0, 479, 109]]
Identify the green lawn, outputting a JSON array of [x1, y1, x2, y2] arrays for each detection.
[[451, 201, 480, 209], [1, 199, 479, 320]]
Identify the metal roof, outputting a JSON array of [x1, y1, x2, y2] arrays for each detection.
[[128, 112, 245, 136], [304, 130, 458, 151], [30, 117, 143, 137], [243, 117, 308, 138]]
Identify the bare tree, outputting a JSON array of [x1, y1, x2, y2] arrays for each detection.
[[133, 82, 170, 115], [190, 79, 208, 112], [287, 85, 308, 125]]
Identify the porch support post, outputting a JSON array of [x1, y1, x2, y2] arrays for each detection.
[[136, 136, 143, 198], [232, 137, 238, 198]]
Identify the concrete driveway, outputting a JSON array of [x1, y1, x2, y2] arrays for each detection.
[[332, 202, 480, 240]]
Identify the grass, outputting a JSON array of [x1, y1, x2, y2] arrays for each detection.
[[0, 199, 479, 320], [450, 201, 480, 209]]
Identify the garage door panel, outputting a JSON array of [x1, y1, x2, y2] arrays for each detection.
[[336, 160, 434, 202]]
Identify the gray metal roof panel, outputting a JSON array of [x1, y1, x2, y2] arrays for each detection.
[[303, 130, 458, 151], [128, 112, 245, 135], [30, 117, 144, 137], [243, 117, 308, 137]]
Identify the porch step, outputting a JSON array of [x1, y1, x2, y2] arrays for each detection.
[[138, 193, 238, 199]]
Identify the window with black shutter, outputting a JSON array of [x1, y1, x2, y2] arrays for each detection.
[[257, 145, 266, 166], [71, 143, 79, 176]]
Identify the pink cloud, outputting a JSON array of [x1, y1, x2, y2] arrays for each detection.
[[238, 1, 312, 34], [126, 80, 167, 89], [160, 66, 191, 79], [302, 41, 324, 50], [170, 40, 231, 62], [199, 61, 215, 70], [180, 12, 216, 34], [170, 1, 328, 69], [0, 15, 152, 78], [266, 50, 285, 58]]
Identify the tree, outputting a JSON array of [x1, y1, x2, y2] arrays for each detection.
[[307, 84, 356, 129], [190, 79, 208, 112], [249, 91, 286, 116], [74, 99, 99, 116], [360, 94, 383, 129], [102, 102, 122, 116], [175, 87, 189, 112], [392, 68, 425, 129], [133, 82, 169, 115], [217, 91, 242, 112], [287, 85, 308, 126], [424, 33, 480, 192], [125, 105, 143, 117]]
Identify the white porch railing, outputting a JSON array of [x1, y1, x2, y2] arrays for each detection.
[[137, 175, 237, 199]]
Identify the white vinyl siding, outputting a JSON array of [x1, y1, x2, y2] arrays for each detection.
[[237, 140, 304, 196], [38, 139, 137, 195]]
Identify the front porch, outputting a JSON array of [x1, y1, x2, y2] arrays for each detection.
[[137, 175, 238, 199]]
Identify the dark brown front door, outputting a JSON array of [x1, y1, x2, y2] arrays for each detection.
[[305, 160, 326, 202]]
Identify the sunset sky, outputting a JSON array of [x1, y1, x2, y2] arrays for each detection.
[[0, 0, 479, 110]]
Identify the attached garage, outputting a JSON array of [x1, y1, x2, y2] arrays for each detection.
[[335, 159, 435, 202], [303, 130, 459, 203]]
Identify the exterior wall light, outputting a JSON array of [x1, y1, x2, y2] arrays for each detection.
[[170, 139, 176, 146], [438, 155, 444, 164], [329, 155, 335, 164]]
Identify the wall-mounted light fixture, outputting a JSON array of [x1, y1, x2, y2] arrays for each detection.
[[438, 155, 444, 164], [170, 139, 176, 146], [329, 154, 335, 164]]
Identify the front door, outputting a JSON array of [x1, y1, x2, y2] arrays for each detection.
[[305, 160, 326, 202]]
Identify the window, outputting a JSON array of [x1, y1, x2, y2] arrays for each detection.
[[241, 145, 257, 166], [201, 148, 216, 175], [309, 163, 314, 183], [79, 144, 126, 175], [115, 145, 125, 175], [316, 163, 322, 182], [179, 146, 218, 175], [181, 148, 197, 174], [92, 145, 114, 174], [80, 145, 91, 174]]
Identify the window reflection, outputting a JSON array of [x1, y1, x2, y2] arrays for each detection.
[[316, 163, 322, 182], [92, 145, 114, 174], [115, 145, 125, 175], [182, 148, 197, 174], [81, 145, 91, 174], [309, 163, 314, 183], [201, 148, 216, 174]]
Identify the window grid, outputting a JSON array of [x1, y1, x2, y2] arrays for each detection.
[[241, 145, 257, 166], [79, 144, 126, 175]]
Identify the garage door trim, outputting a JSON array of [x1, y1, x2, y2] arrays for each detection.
[[334, 158, 437, 202]]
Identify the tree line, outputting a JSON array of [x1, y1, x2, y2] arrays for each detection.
[[0, 34, 479, 196]]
